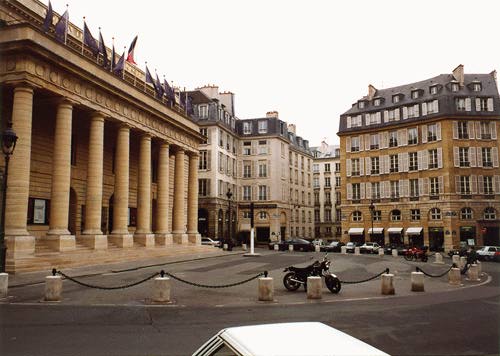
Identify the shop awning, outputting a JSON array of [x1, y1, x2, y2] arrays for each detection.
[[387, 227, 403, 234], [348, 227, 364, 235], [368, 228, 384, 234], [406, 227, 423, 235]]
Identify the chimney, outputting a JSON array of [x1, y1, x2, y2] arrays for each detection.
[[452, 64, 465, 87], [287, 123, 296, 134], [491, 70, 497, 81], [266, 111, 279, 119], [320, 140, 328, 153], [368, 84, 377, 100]]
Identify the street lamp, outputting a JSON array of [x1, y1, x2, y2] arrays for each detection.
[[0, 122, 18, 272], [369, 200, 375, 243], [226, 188, 233, 251]]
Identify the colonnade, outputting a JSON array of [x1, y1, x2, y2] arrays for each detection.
[[5, 83, 200, 258]]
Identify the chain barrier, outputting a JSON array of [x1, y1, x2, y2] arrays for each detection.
[[54, 269, 159, 290], [460, 264, 470, 275], [339, 268, 389, 284], [415, 264, 455, 278], [160, 270, 267, 289]]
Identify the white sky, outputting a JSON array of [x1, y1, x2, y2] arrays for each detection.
[[48, 0, 499, 146]]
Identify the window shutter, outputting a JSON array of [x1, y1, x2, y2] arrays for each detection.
[[347, 184, 352, 200], [453, 147, 459, 167], [422, 102, 428, 116], [365, 114, 371, 126], [365, 157, 371, 175], [422, 178, 429, 196], [491, 122, 497, 139], [401, 129, 408, 146], [359, 159, 364, 176], [471, 175, 477, 194], [207, 151, 211, 170], [436, 122, 442, 140], [487, 98, 494, 111], [477, 148, 483, 167], [365, 182, 372, 199], [384, 110, 389, 123], [414, 104, 420, 117], [398, 153, 403, 171], [470, 147, 476, 167], [384, 181, 390, 198], [346, 137, 351, 153], [346, 159, 352, 177], [475, 98, 480, 111], [382, 131, 388, 149], [434, 100, 439, 113], [402, 106, 408, 119], [395, 108, 400, 121], [438, 176, 444, 194], [452, 121, 458, 139], [268, 160, 272, 178], [384, 155, 390, 174], [267, 186, 271, 201], [237, 161, 242, 178], [468, 121, 475, 139], [422, 125, 428, 143], [494, 176, 500, 194], [380, 181, 386, 198], [403, 153, 408, 172], [418, 151, 423, 170], [478, 175, 484, 194], [422, 150, 429, 170], [206, 179, 211, 196], [346, 116, 352, 128], [465, 98, 471, 111], [455, 176, 461, 194], [492, 147, 499, 167], [437, 147, 443, 169], [360, 183, 365, 199], [376, 112, 381, 123], [359, 136, 364, 151], [251, 142, 257, 155], [418, 178, 423, 196], [364, 134, 370, 151], [475, 122, 481, 139], [404, 179, 410, 197]]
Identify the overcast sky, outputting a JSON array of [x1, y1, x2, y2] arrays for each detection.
[[48, 0, 499, 146]]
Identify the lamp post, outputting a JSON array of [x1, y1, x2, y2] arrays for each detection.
[[369, 200, 375, 244], [226, 188, 233, 251], [0, 122, 18, 273]]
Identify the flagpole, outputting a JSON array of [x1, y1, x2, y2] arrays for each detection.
[[81, 16, 85, 55], [122, 46, 126, 80]]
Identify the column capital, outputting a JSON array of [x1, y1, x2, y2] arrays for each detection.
[[173, 146, 185, 154], [54, 97, 77, 108], [140, 132, 152, 140], [187, 151, 199, 158], [90, 111, 108, 121], [5, 80, 39, 92]]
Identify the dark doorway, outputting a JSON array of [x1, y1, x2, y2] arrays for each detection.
[[256, 227, 270, 243], [371, 234, 384, 246], [482, 226, 500, 246], [198, 208, 209, 237], [280, 226, 286, 241], [409, 234, 424, 247], [460, 226, 476, 246], [389, 233, 403, 245], [429, 227, 444, 251], [350, 234, 365, 244]]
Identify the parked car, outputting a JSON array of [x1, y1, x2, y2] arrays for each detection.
[[345, 242, 358, 253], [384, 244, 408, 255], [447, 246, 469, 258], [320, 240, 345, 253], [476, 246, 500, 262], [312, 238, 325, 247], [201, 237, 221, 247], [360, 242, 381, 254], [276, 238, 314, 252], [192, 322, 390, 356]]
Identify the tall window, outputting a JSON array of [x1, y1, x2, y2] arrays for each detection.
[[409, 152, 418, 171], [314, 210, 320, 222], [199, 128, 208, 143], [324, 163, 330, 172], [243, 122, 251, 134], [460, 176, 471, 194], [371, 157, 379, 174], [199, 179, 209, 196], [325, 209, 332, 222], [390, 155, 398, 173], [389, 131, 398, 147], [390, 181, 399, 198], [480, 122, 491, 139], [391, 210, 401, 221], [258, 140, 267, 154], [456, 98, 467, 111], [313, 177, 319, 188], [243, 186, 251, 201], [430, 208, 441, 220], [482, 147, 492, 167], [258, 161, 267, 178], [483, 176, 494, 195], [408, 128, 418, 145], [351, 136, 360, 152], [459, 147, 469, 167], [352, 211, 362, 222], [460, 207, 473, 220], [335, 177, 341, 187], [352, 183, 361, 200], [411, 209, 421, 221], [258, 120, 268, 133], [243, 141, 251, 155], [428, 149, 438, 169], [410, 179, 419, 198], [314, 192, 320, 204], [430, 177, 439, 196], [458, 121, 468, 139], [351, 159, 360, 176], [243, 162, 252, 178], [370, 134, 380, 149], [258, 185, 267, 200], [484, 207, 496, 220], [427, 124, 438, 142], [325, 192, 331, 204], [371, 182, 380, 200], [324, 177, 331, 188], [313, 163, 319, 173], [199, 150, 208, 170]]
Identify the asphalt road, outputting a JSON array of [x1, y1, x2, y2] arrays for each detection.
[[1, 251, 499, 356]]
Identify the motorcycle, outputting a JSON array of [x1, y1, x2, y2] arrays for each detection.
[[404, 246, 428, 262], [282, 253, 341, 293]]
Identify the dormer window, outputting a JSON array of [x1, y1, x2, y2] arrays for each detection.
[[473, 82, 482, 92], [430, 85, 438, 95], [373, 98, 381, 107], [392, 94, 402, 103], [358, 101, 365, 109], [411, 90, 420, 99], [451, 82, 459, 92]]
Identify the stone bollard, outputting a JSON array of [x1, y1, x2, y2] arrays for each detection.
[[381, 273, 395, 295], [477, 261, 482, 276], [448, 267, 461, 285], [354, 247, 360, 255], [242, 243, 247, 251], [467, 264, 479, 281], [459, 256, 467, 269], [258, 277, 274, 301], [452, 254, 460, 266], [288, 244, 294, 252], [0, 273, 8, 299], [307, 276, 322, 299], [411, 272, 425, 292], [223, 243, 228, 251], [45, 275, 63, 301], [378, 248, 384, 256], [392, 249, 398, 257], [274, 244, 279, 251], [434, 253, 444, 264], [341, 246, 347, 254], [315, 245, 320, 253], [152, 277, 171, 303]]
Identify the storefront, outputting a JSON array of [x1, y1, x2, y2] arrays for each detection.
[[459, 226, 476, 246], [479, 222, 500, 246], [368, 228, 384, 246], [407, 227, 424, 247], [428, 227, 444, 252], [387, 227, 403, 245], [348, 227, 365, 244]]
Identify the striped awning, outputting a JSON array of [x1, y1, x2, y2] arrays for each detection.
[[406, 227, 423, 235], [387, 227, 403, 234], [348, 228, 364, 235], [368, 227, 384, 234]]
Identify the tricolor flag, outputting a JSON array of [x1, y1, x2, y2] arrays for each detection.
[[42, 1, 53, 32], [98, 29, 109, 68], [83, 21, 99, 56], [126, 35, 138, 65], [54, 8, 69, 44]]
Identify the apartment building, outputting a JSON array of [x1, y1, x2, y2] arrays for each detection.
[[338, 65, 500, 251]]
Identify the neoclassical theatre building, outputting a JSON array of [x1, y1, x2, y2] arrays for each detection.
[[0, 0, 204, 272]]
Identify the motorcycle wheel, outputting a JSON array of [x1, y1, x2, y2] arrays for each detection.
[[325, 276, 341, 294], [404, 254, 413, 261], [422, 255, 428, 262], [283, 272, 301, 291]]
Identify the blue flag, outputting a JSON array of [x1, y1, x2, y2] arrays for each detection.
[[54, 9, 69, 43], [110, 44, 115, 70], [163, 79, 175, 102], [98, 30, 109, 68], [113, 51, 125, 76], [155, 73, 165, 98], [83, 21, 99, 56], [42, 1, 53, 32]]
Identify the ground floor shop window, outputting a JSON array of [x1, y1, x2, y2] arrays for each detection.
[[389, 233, 403, 245], [428, 227, 444, 251], [459, 226, 476, 246]]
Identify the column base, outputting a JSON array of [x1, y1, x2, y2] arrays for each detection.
[[134, 233, 155, 247], [5, 235, 35, 258], [45, 235, 76, 252], [109, 234, 134, 248], [155, 233, 173, 246], [80, 235, 108, 250], [188, 233, 201, 245], [172, 233, 188, 245]]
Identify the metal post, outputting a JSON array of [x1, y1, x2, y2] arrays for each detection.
[[369, 201, 375, 244]]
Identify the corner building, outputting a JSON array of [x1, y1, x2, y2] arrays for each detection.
[[338, 65, 500, 251], [0, 0, 203, 272]]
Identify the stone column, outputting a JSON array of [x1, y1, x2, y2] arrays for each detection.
[[5, 85, 35, 258], [46, 99, 75, 251], [187, 152, 201, 245], [134, 134, 154, 247], [155, 142, 173, 246], [172, 148, 187, 244], [109, 125, 133, 247], [81, 112, 107, 249]]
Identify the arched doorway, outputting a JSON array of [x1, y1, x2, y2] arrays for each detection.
[[198, 208, 209, 237], [68, 187, 78, 236]]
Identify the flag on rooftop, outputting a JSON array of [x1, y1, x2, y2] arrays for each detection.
[[163, 79, 175, 102], [98, 29, 109, 68], [42, 1, 53, 32], [83, 21, 99, 56], [155, 73, 165, 99], [126, 35, 138, 65], [54, 8, 69, 44], [113, 50, 125, 76], [110, 42, 116, 71], [185, 92, 194, 116]]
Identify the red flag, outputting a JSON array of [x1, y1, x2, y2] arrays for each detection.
[[126, 35, 138, 64]]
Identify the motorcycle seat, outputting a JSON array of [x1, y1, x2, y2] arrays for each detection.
[[287, 265, 317, 273]]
